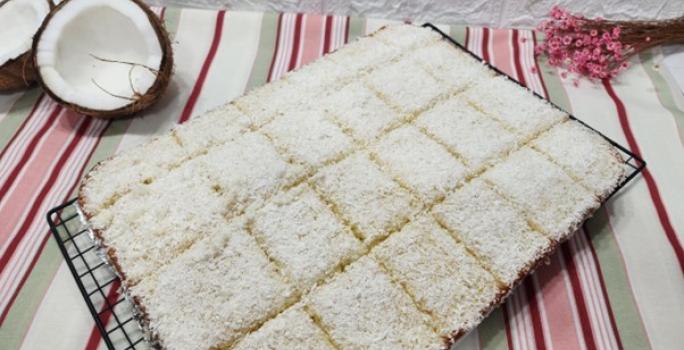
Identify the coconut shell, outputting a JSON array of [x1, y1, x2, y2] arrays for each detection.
[[0, 52, 36, 91], [32, 0, 174, 119], [0, 0, 52, 92]]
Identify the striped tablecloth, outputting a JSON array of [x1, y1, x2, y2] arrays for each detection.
[[1, 7, 683, 350]]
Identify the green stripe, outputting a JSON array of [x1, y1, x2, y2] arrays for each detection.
[[0, 115, 132, 350], [449, 26, 467, 46], [537, 33, 651, 348], [77, 119, 133, 186], [534, 33, 572, 113], [585, 209, 651, 349], [0, 8, 188, 348], [0, 119, 129, 347], [639, 50, 684, 143], [477, 308, 509, 350], [0, 240, 62, 350], [537, 53, 572, 113], [244, 12, 279, 91], [348, 16, 365, 41], [0, 89, 41, 151], [163, 6, 182, 42]]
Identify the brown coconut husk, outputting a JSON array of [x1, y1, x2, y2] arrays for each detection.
[[0, 52, 36, 91], [32, 0, 173, 119], [0, 0, 52, 92]]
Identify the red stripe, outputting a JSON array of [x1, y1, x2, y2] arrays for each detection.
[[323, 15, 333, 54], [287, 14, 304, 72], [0, 94, 45, 161], [511, 30, 527, 87], [464, 27, 470, 50], [511, 28, 549, 350], [344, 16, 350, 44], [0, 118, 104, 326], [524, 279, 547, 349], [0, 120, 109, 327], [0, 105, 61, 204], [602, 80, 684, 272], [561, 243, 598, 350], [0, 115, 88, 278], [0, 233, 49, 326], [267, 14, 284, 82], [502, 305, 516, 349], [178, 10, 226, 124], [84, 280, 122, 350], [582, 226, 625, 349], [481, 27, 491, 63], [531, 31, 550, 99]]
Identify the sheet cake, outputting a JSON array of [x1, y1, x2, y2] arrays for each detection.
[[79, 24, 626, 350]]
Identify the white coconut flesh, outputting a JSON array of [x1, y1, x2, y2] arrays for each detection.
[[35, 0, 163, 111], [0, 0, 50, 66]]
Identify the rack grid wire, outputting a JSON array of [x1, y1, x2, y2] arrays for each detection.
[[46, 23, 645, 350]]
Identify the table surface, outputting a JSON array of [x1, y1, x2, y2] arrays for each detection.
[[1, 7, 683, 350]]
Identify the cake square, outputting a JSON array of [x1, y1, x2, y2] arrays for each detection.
[[311, 152, 420, 245], [249, 184, 364, 289], [232, 305, 335, 350], [372, 125, 467, 203], [284, 57, 355, 91], [262, 110, 354, 169], [172, 103, 251, 156], [80, 134, 187, 217], [372, 24, 442, 50], [372, 215, 501, 335], [139, 218, 296, 350], [483, 147, 599, 240], [306, 256, 440, 349], [415, 97, 520, 171], [321, 81, 403, 143], [365, 56, 446, 115], [328, 36, 401, 72], [198, 132, 305, 218], [409, 40, 494, 91], [531, 120, 625, 199], [234, 79, 310, 129], [95, 159, 226, 285], [462, 76, 567, 139], [432, 180, 552, 285]]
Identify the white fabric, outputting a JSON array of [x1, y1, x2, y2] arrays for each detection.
[[146, 0, 684, 28]]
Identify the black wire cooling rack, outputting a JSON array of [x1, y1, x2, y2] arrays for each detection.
[[47, 23, 645, 350], [423, 23, 646, 200], [47, 202, 150, 350]]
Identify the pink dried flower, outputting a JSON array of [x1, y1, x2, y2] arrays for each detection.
[[612, 26, 621, 37], [533, 6, 660, 81]]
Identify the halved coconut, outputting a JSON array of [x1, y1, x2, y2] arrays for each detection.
[[33, 0, 173, 118], [0, 0, 52, 91]]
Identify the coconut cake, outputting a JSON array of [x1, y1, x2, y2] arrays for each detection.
[[79, 24, 627, 350]]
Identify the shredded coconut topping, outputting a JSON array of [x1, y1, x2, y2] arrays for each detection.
[[433, 180, 551, 285], [78, 24, 627, 350], [306, 256, 441, 349], [372, 125, 467, 202], [416, 97, 521, 170], [373, 215, 501, 334], [312, 152, 420, 245], [483, 147, 600, 240], [463, 76, 568, 138]]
